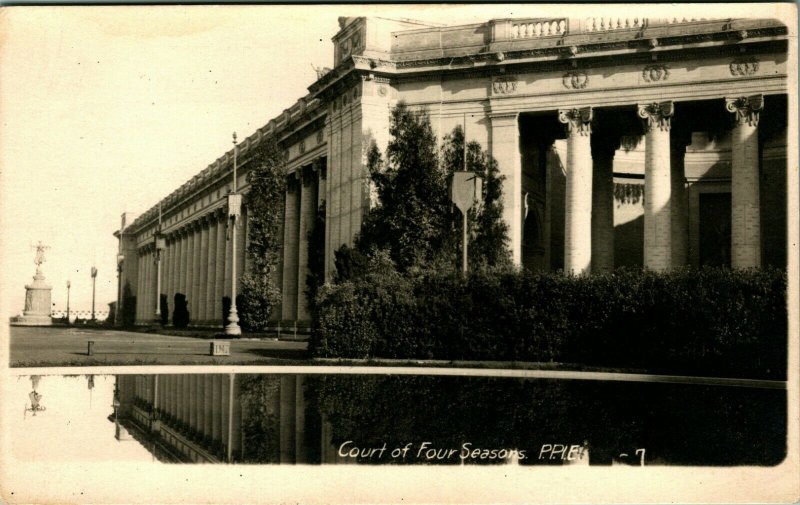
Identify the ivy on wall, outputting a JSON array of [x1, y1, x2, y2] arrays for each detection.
[[238, 136, 285, 331]]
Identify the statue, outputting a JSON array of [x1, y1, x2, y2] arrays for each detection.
[[10, 241, 53, 326], [32, 241, 50, 275]]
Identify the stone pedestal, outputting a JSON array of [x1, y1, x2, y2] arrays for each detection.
[[11, 269, 53, 326]]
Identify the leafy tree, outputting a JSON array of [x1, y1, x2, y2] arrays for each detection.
[[239, 135, 284, 331], [357, 101, 453, 272], [354, 102, 509, 275], [441, 125, 510, 269]]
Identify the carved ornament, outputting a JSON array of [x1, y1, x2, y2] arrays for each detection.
[[562, 71, 588, 90], [492, 76, 518, 94], [637, 101, 674, 132], [558, 107, 593, 136], [729, 58, 760, 76], [642, 65, 669, 83], [725, 94, 763, 126]]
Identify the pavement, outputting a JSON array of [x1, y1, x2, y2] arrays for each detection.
[[9, 326, 308, 367]]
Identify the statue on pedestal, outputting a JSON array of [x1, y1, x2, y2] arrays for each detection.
[[10, 242, 54, 326]]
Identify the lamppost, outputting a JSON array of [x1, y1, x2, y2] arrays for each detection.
[[226, 132, 242, 336], [154, 225, 165, 324], [90, 266, 98, 321], [66, 280, 71, 324], [116, 252, 124, 325]]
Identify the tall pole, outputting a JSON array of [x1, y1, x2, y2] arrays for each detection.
[[462, 113, 468, 276], [154, 202, 163, 324], [66, 280, 71, 324], [226, 132, 242, 336], [90, 267, 98, 321]]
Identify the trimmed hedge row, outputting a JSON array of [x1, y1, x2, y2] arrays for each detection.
[[310, 268, 786, 379]]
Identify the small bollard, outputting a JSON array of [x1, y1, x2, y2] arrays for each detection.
[[87, 341, 94, 356], [210, 340, 230, 356]]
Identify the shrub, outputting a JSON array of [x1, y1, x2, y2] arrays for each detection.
[[310, 267, 786, 379], [121, 282, 136, 327], [172, 293, 190, 328], [159, 294, 169, 326]]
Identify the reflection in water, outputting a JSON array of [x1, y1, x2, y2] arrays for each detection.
[[114, 374, 786, 466]]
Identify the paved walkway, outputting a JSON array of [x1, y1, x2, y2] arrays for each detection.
[[9, 326, 308, 367]]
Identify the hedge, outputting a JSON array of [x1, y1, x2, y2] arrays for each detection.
[[310, 267, 786, 379]]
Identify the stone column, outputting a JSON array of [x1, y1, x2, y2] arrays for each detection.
[[670, 136, 690, 267], [297, 168, 318, 323], [215, 215, 227, 325], [179, 230, 189, 296], [211, 374, 221, 444], [558, 107, 594, 275], [198, 221, 210, 323], [282, 178, 300, 322], [206, 218, 218, 325], [295, 375, 308, 463], [280, 375, 297, 464], [725, 95, 763, 268], [185, 227, 194, 312], [490, 113, 523, 266], [191, 224, 202, 321], [591, 131, 618, 273], [161, 242, 170, 313], [169, 235, 178, 310], [203, 375, 213, 438], [638, 101, 674, 271]]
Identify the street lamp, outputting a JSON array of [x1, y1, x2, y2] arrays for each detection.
[[116, 253, 124, 325], [226, 132, 242, 336], [90, 266, 98, 321], [154, 232, 166, 324], [66, 280, 71, 324]]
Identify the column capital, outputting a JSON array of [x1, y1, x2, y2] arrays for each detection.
[[637, 101, 674, 132], [558, 107, 593, 136], [725, 94, 763, 127]]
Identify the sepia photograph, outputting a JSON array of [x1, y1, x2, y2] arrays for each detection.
[[0, 3, 797, 504]]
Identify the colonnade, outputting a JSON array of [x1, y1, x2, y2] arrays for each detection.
[[135, 207, 247, 325], [282, 162, 325, 324], [496, 95, 765, 274], [129, 374, 241, 462], [123, 374, 311, 464]]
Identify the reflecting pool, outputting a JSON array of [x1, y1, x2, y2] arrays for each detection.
[[10, 372, 785, 466]]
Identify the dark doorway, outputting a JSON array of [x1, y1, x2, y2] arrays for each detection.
[[699, 193, 731, 267]]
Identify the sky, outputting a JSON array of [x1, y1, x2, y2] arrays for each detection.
[[0, 4, 778, 316]]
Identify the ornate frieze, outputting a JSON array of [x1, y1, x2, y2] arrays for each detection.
[[642, 65, 669, 83], [492, 76, 518, 94], [637, 101, 674, 132], [729, 58, 760, 76], [562, 71, 588, 90], [725, 94, 764, 126], [558, 107, 593, 135]]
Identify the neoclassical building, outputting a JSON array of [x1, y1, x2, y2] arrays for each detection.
[[115, 15, 789, 328]]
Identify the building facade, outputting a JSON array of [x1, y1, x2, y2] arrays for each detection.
[[115, 15, 789, 328]]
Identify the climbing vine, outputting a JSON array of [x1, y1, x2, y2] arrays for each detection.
[[238, 136, 285, 331]]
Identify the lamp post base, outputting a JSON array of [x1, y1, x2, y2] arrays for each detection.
[[224, 323, 242, 336]]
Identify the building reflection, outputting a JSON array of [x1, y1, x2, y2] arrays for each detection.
[[113, 373, 786, 466]]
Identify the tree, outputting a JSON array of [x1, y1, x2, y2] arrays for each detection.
[[357, 101, 454, 272], [354, 102, 510, 275], [441, 125, 511, 268], [239, 135, 284, 331]]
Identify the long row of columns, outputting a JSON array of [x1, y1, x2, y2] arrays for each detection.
[[497, 96, 765, 274], [136, 207, 254, 325], [132, 374, 242, 461]]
